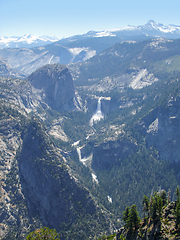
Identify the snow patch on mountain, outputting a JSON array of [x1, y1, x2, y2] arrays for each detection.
[[0, 34, 60, 48], [94, 31, 116, 37], [93, 20, 180, 38], [144, 20, 180, 33]]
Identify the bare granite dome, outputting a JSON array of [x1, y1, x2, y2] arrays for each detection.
[[27, 64, 75, 112]]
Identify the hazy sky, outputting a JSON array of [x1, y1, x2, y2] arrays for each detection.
[[0, 0, 180, 38]]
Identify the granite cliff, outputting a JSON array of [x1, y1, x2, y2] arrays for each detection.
[[0, 106, 112, 239], [27, 64, 76, 112], [137, 92, 180, 163]]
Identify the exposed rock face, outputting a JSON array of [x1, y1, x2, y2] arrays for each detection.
[[0, 105, 30, 239], [18, 118, 97, 232], [0, 112, 111, 239], [0, 58, 26, 79], [137, 93, 180, 163], [116, 201, 179, 240], [0, 77, 47, 115], [27, 64, 76, 112], [92, 140, 137, 171]]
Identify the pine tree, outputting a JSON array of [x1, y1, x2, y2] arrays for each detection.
[[122, 206, 130, 228], [150, 192, 163, 223], [128, 204, 140, 233], [175, 186, 180, 229], [175, 200, 180, 229], [142, 195, 149, 218], [167, 189, 171, 203], [175, 186, 180, 203], [160, 190, 167, 207]]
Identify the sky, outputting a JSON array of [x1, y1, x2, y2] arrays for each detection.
[[0, 0, 180, 38]]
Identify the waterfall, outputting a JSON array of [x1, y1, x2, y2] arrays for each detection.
[[96, 97, 102, 112], [76, 147, 82, 161], [91, 173, 99, 184], [76, 147, 93, 166], [107, 196, 112, 203], [76, 144, 98, 184], [89, 97, 104, 126]]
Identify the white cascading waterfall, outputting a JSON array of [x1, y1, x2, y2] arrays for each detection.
[[76, 146, 93, 167], [76, 147, 82, 161], [91, 173, 99, 184], [76, 145, 98, 184], [74, 97, 111, 183], [89, 97, 104, 126]]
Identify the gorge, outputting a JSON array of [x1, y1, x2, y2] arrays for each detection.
[[1, 35, 180, 240]]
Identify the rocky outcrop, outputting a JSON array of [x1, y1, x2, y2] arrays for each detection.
[[18, 118, 97, 232], [0, 113, 112, 239], [0, 58, 26, 79], [0, 76, 47, 115], [137, 92, 180, 163], [27, 64, 76, 112], [92, 140, 137, 171], [116, 201, 180, 240], [0, 104, 30, 239]]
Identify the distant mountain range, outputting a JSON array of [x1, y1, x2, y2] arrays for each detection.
[[1, 20, 180, 50], [0, 34, 60, 49], [1, 20, 180, 78], [69, 20, 180, 40]]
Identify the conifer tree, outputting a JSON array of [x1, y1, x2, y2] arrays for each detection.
[[128, 204, 140, 233], [175, 186, 180, 203], [142, 195, 149, 218], [150, 192, 163, 223], [122, 206, 130, 228], [160, 190, 167, 206], [167, 189, 171, 203], [175, 186, 180, 229], [175, 200, 180, 229]]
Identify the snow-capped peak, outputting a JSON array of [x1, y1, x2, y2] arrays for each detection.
[[81, 20, 180, 40], [0, 34, 60, 49], [1, 20, 180, 49], [143, 20, 180, 33]]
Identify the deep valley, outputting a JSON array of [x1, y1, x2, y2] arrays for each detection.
[[1, 22, 180, 239]]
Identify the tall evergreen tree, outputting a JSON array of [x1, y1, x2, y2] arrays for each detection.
[[150, 192, 163, 223], [142, 195, 149, 218], [160, 190, 167, 207], [175, 200, 180, 229], [175, 186, 180, 203], [128, 204, 140, 233], [122, 206, 130, 228]]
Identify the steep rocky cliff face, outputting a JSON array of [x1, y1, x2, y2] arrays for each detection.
[[0, 73, 113, 239], [92, 140, 137, 171], [0, 110, 112, 239], [0, 104, 29, 239], [0, 58, 26, 79], [27, 64, 76, 112], [137, 92, 180, 163], [18, 118, 105, 236]]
